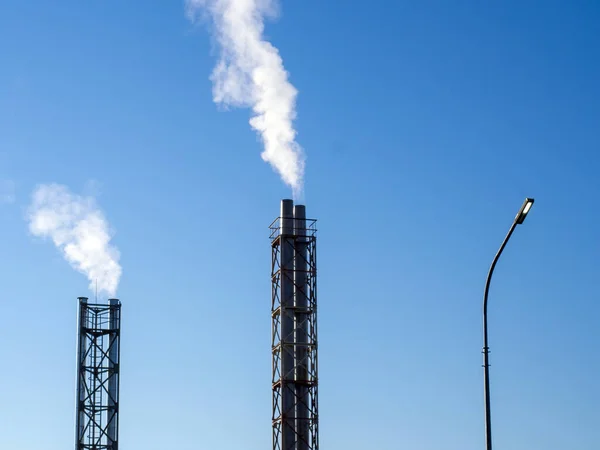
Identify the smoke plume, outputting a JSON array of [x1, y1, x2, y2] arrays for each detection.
[[27, 184, 122, 298], [186, 0, 305, 197]]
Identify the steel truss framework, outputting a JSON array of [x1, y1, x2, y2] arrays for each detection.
[[76, 297, 121, 450], [270, 217, 319, 450]]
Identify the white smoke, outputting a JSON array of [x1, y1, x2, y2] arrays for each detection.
[[186, 0, 305, 197], [27, 183, 122, 298]]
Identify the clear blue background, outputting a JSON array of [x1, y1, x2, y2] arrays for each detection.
[[0, 1, 598, 449]]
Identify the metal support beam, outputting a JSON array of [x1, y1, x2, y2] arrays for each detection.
[[270, 200, 319, 450], [75, 297, 122, 450]]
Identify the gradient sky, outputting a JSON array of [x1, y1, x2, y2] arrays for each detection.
[[1, 1, 599, 449]]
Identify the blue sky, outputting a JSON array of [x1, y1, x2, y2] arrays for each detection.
[[0, 1, 599, 449]]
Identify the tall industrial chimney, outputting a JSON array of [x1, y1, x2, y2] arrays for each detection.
[[75, 297, 122, 450], [270, 200, 319, 450]]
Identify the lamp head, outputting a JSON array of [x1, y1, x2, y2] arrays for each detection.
[[515, 198, 534, 224]]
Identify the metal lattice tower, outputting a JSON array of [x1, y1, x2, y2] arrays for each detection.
[[270, 200, 319, 450], [76, 297, 121, 450]]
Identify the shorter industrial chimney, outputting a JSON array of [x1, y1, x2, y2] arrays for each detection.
[[270, 200, 319, 450], [76, 297, 121, 450]]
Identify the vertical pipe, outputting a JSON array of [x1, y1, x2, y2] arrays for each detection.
[[75, 297, 88, 450], [280, 199, 296, 450], [107, 299, 120, 449], [294, 205, 309, 450], [91, 311, 99, 446]]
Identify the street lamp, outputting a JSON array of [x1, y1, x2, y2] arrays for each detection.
[[482, 197, 534, 450]]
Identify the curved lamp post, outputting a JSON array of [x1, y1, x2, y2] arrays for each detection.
[[483, 197, 534, 450]]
